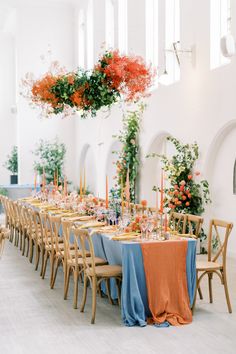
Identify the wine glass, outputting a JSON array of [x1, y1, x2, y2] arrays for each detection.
[[140, 219, 148, 240]]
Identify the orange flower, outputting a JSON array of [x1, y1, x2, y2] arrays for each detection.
[[141, 199, 147, 207], [186, 202, 190, 206], [32, 74, 59, 108], [188, 175, 193, 180]]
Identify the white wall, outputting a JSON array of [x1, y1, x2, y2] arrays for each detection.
[[16, 2, 76, 185], [0, 32, 17, 184], [75, 0, 236, 257]]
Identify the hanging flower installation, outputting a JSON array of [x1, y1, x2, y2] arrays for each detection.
[[21, 50, 154, 118]]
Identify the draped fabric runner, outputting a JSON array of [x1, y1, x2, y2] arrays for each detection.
[[141, 240, 192, 326]]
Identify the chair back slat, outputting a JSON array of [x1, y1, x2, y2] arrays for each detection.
[[208, 219, 233, 266], [184, 214, 204, 238], [168, 212, 186, 234], [72, 227, 96, 274]]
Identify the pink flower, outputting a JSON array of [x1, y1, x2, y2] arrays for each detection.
[[180, 180, 186, 186], [195, 171, 200, 176]]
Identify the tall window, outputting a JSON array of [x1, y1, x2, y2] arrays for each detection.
[[78, 9, 85, 68], [118, 0, 128, 53], [146, 0, 158, 69], [105, 0, 115, 49], [86, 0, 94, 69], [210, 0, 231, 69], [165, 0, 180, 84]]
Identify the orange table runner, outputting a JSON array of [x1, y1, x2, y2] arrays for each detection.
[[141, 240, 192, 326]]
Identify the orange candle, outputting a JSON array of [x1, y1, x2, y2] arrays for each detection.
[[42, 168, 46, 193], [34, 172, 37, 191], [83, 168, 86, 195], [105, 175, 109, 209], [156, 188, 159, 214], [56, 169, 58, 190], [125, 168, 130, 205], [64, 176, 68, 197], [121, 182, 124, 216], [80, 171, 83, 197], [160, 170, 164, 214]]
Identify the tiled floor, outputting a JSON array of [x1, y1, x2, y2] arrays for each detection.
[[0, 235, 236, 354]]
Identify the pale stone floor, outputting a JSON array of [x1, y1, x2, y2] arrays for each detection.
[[0, 236, 236, 354]]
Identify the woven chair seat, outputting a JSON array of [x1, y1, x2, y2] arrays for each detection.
[[86, 264, 122, 278], [196, 260, 222, 271]]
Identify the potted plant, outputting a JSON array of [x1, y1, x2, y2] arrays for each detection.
[[32, 138, 66, 184], [3, 146, 18, 184]]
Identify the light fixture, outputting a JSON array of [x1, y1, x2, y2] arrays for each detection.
[[165, 41, 194, 66]]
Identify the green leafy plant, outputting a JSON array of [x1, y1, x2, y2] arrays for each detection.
[[113, 103, 145, 203], [0, 188, 8, 197], [32, 138, 66, 184], [3, 146, 18, 175]]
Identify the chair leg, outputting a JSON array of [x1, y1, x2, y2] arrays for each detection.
[[64, 266, 71, 300], [35, 245, 40, 271], [63, 263, 68, 300], [29, 239, 34, 263], [105, 278, 113, 305], [73, 269, 79, 309], [91, 278, 97, 324], [22, 233, 26, 256], [192, 272, 199, 314], [49, 252, 55, 287], [26, 236, 30, 258], [198, 285, 203, 300], [40, 247, 45, 277], [51, 258, 60, 289], [208, 273, 213, 303], [19, 231, 22, 251], [223, 271, 232, 313], [41, 251, 48, 279], [80, 275, 88, 312]]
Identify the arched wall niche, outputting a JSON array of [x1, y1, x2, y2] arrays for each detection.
[[79, 144, 97, 194], [140, 131, 172, 206], [203, 119, 236, 257]]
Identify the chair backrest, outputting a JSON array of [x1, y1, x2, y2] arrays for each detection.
[[61, 218, 74, 262], [39, 211, 51, 247], [208, 219, 233, 267], [49, 215, 62, 254], [168, 212, 186, 233], [184, 214, 204, 238], [71, 227, 96, 274]]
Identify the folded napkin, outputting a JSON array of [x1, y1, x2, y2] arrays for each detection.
[[78, 221, 106, 229], [177, 233, 197, 240], [112, 232, 140, 241]]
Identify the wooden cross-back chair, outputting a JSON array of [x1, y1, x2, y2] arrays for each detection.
[[64, 225, 106, 310], [192, 219, 233, 313], [74, 227, 122, 324], [183, 214, 204, 239], [168, 212, 186, 234]]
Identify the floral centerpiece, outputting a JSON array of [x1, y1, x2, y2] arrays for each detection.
[[147, 136, 211, 251], [21, 50, 154, 118]]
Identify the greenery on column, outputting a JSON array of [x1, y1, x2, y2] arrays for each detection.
[[113, 103, 145, 203]]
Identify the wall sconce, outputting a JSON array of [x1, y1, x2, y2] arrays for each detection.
[[165, 41, 194, 66]]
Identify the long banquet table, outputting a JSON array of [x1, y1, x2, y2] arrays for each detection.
[[87, 232, 196, 327]]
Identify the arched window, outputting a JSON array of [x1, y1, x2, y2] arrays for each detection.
[[210, 0, 231, 69], [118, 0, 128, 53], [86, 0, 94, 69], [78, 9, 85, 68], [105, 0, 115, 49], [165, 0, 180, 84]]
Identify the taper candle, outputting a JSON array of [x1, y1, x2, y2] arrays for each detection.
[[83, 168, 86, 195], [80, 171, 83, 197], [105, 175, 109, 209], [160, 170, 164, 214]]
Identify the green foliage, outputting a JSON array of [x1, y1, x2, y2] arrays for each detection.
[[147, 137, 211, 252], [113, 103, 145, 202], [32, 138, 66, 183], [0, 188, 8, 197], [3, 146, 18, 174]]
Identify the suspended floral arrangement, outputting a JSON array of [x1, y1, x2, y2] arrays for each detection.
[[21, 50, 155, 118]]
